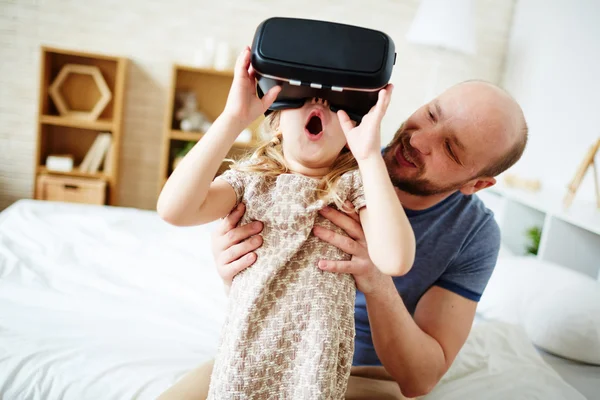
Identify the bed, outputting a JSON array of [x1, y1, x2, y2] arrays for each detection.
[[0, 199, 596, 399]]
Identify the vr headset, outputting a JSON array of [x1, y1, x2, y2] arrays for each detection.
[[250, 17, 396, 122]]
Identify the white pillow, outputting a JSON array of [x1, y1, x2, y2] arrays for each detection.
[[477, 257, 600, 365], [524, 283, 600, 365]]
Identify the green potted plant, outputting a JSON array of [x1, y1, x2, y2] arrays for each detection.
[[525, 226, 542, 255]]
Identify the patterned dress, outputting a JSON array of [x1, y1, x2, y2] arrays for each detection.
[[207, 168, 365, 399]]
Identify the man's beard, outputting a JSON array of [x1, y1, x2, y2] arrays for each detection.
[[382, 129, 470, 197]]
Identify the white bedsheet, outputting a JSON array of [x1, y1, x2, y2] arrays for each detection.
[[0, 200, 588, 399], [0, 200, 228, 399], [429, 321, 587, 400]]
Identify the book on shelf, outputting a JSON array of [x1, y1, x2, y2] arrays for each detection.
[[103, 140, 114, 175], [80, 133, 112, 174]]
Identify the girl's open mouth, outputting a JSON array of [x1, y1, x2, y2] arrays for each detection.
[[305, 110, 324, 141]]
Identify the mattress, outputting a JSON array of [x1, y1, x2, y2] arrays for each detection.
[[538, 350, 600, 400], [0, 200, 591, 399], [0, 200, 228, 399]]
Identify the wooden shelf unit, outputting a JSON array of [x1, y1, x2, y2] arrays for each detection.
[[170, 129, 259, 148], [169, 130, 205, 142], [159, 65, 263, 191], [36, 166, 108, 180], [34, 46, 128, 206], [39, 114, 114, 131]]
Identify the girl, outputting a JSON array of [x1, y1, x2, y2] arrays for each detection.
[[157, 47, 415, 399]]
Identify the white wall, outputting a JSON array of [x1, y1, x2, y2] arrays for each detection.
[[502, 0, 600, 202], [0, 0, 515, 210]]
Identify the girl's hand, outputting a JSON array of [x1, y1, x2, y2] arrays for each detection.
[[337, 84, 394, 162], [222, 46, 281, 127]]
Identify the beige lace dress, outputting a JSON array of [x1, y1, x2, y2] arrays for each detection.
[[207, 168, 365, 399]]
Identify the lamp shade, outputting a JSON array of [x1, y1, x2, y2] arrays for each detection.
[[406, 0, 476, 55]]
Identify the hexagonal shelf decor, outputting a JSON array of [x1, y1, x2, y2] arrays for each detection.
[[49, 64, 112, 121]]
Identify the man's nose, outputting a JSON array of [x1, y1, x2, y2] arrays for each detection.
[[409, 129, 433, 155]]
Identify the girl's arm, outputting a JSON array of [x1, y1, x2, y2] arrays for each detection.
[[338, 85, 415, 276], [357, 156, 415, 276], [157, 116, 246, 226], [157, 47, 280, 226]]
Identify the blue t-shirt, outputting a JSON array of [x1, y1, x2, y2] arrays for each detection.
[[352, 191, 501, 366]]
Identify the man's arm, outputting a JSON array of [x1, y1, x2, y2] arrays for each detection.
[[313, 204, 476, 397], [364, 281, 476, 397]]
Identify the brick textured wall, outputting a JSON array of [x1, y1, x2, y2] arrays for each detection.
[[0, 0, 516, 210]]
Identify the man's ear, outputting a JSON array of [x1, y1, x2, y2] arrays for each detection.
[[459, 177, 496, 195]]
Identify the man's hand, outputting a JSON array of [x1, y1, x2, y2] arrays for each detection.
[[312, 201, 392, 294], [211, 203, 263, 289]]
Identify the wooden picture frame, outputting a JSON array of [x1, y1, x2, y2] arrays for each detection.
[[563, 137, 600, 209]]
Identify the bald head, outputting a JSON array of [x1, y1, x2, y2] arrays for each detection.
[[442, 80, 528, 177]]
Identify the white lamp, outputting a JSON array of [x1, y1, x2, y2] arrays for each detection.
[[406, 0, 477, 100]]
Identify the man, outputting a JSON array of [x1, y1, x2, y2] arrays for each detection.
[[159, 80, 528, 399]]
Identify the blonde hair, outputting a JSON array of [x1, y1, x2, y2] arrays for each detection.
[[229, 111, 358, 211]]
